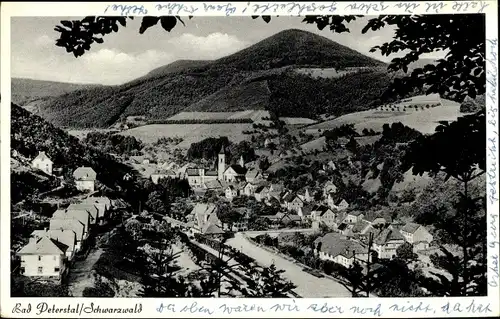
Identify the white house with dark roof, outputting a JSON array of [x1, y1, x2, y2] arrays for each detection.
[[73, 167, 97, 192], [189, 203, 223, 235], [225, 185, 239, 201], [373, 227, 405, 259], [314, 232, 368, 268], [151, 169, 178, 184], [310, 205, 337, 228], [341, 211, 365, 224], [30, 228, 76, 261], [32, 151, 53, 175], [17, 236, 68, 281], [400, 222, 433, 251]]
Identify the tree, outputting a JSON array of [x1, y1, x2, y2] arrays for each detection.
[[402, 110, 486, 296], [396, 242, 419, 263], [124, 218, 142, 240], [337, 262, 365, 297], [137, 236, 192, 297], [235, 264, 296, 298], [145, 190, 170, 215], [82, 281, 115, 297]]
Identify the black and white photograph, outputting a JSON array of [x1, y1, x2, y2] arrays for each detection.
[[7, 12, 490, 301]]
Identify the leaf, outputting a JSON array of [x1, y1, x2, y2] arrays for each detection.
[[176, 16, 185, 26], [262, 16, 271, 23], [160, 16, 177, 32], [60, 20, 72, 28], [94, 37, 104, 44], [251, 16, 259, 19], [139, 16, 160, 34]]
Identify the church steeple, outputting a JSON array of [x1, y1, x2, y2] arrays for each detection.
[[239, 155, 245, 168], [218, 145, 226, 180]]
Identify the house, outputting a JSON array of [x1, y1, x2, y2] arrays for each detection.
[[67, 203, 99, 226], [364, 213, 389, 226], [323, 160, 337, 171], [30, 228, 76, 262], [298, 203, 315, 219], [337, 223, 354, 236], [225, 185, 239, 201], [274, 212, 302, 226], [350, 220, 375, 236], [186, 168, 218, 188], [203, 179, 223, 191], [282, 193, 304, 213], [32, 151, 53, 175], [243, 182, 258, 197], [400, 223, 434, 251], [52, 209, 92, 240], [297, 188, 313, 203], [314, 232, 368, 268], [80, 198, 108, 224], [373, 227, 405, 259], [254, 186, 269, 202], [151, 169, 177, 184], [190, 203, 223, 235], [245, 169, 261, 183], [73, 167, 97, 192], [341, 211, 365, 224], [322, 181, 338, 197], [17, 236, 69, 282], [223, 163, 247, 182], [328, 197, 349, 211], [310, 205, 337, 228], [49, 218, 85, 252]]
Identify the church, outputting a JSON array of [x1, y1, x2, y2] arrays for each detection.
[[185, 146, 247, 188]]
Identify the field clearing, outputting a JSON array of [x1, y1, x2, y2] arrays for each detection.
[[119, 123, 254, 147], [281, 117, 316, 125], [294, 66, 381, 79], [306, 97, 464, 135], [167, 110, 271, 122]]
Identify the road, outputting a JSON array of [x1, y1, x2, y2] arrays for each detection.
[[227, 232, 352, 298], [242, 228, 316, 237], [67, 248, 104, 297]]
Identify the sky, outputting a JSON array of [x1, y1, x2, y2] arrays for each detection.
[[11, 16, 445, 85]]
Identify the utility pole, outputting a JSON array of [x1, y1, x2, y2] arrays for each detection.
[[365, 232, 374, 298]]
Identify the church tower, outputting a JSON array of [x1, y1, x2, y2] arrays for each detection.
[[218, 145, 226, 180], [239, 155, 245, 168]]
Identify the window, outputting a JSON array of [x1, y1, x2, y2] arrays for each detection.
[[20, 267, 25, 274], [38, 267, 43, 274], [53, 256, 57, 261], [38, 256, 41, 261], [54, 267, 60, 272]]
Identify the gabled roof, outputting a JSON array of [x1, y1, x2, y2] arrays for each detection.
[[374, 227, 405, 245], [314, 232, 366, 259], [50, 218, 85, 241], [282, 193, 296, 203], [31, 229, 76, 252], [68, 203, 98, 221], [73, 167, 97, 181], [186, 168, 201, 176], [205, 170, 218, 176], [337, 223, 348, 231], [18, 236, 68, 255], [202, 223, 225, 235], [225, 165, 247, 175], [351, 220, 372, 234], [255, 185, 269, 194], [53, 209, 91, 227], [33, 151, 52, 163], [336, 198, 349, 205], [204, 180, 222, 189], [300, 203, 315, 216], [245, 169, 260, 179], [347, 211, 364, 217], [401, 222, 422, 234]]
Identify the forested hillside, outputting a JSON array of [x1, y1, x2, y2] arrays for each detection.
[[10, 103, 139, 200], [18, 29, 390, 128]]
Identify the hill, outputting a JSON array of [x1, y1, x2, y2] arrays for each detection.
[[10, 103, 139, 202], [141, 59, 212, 79], [20, 28, 391, 129], [11, 78, 102, 106], [305, 94, 464, 135]]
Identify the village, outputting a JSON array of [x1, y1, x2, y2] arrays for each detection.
[[12, 134, 439, 297]]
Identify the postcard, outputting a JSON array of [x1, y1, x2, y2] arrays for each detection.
[[1, 1, 498, 318]]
